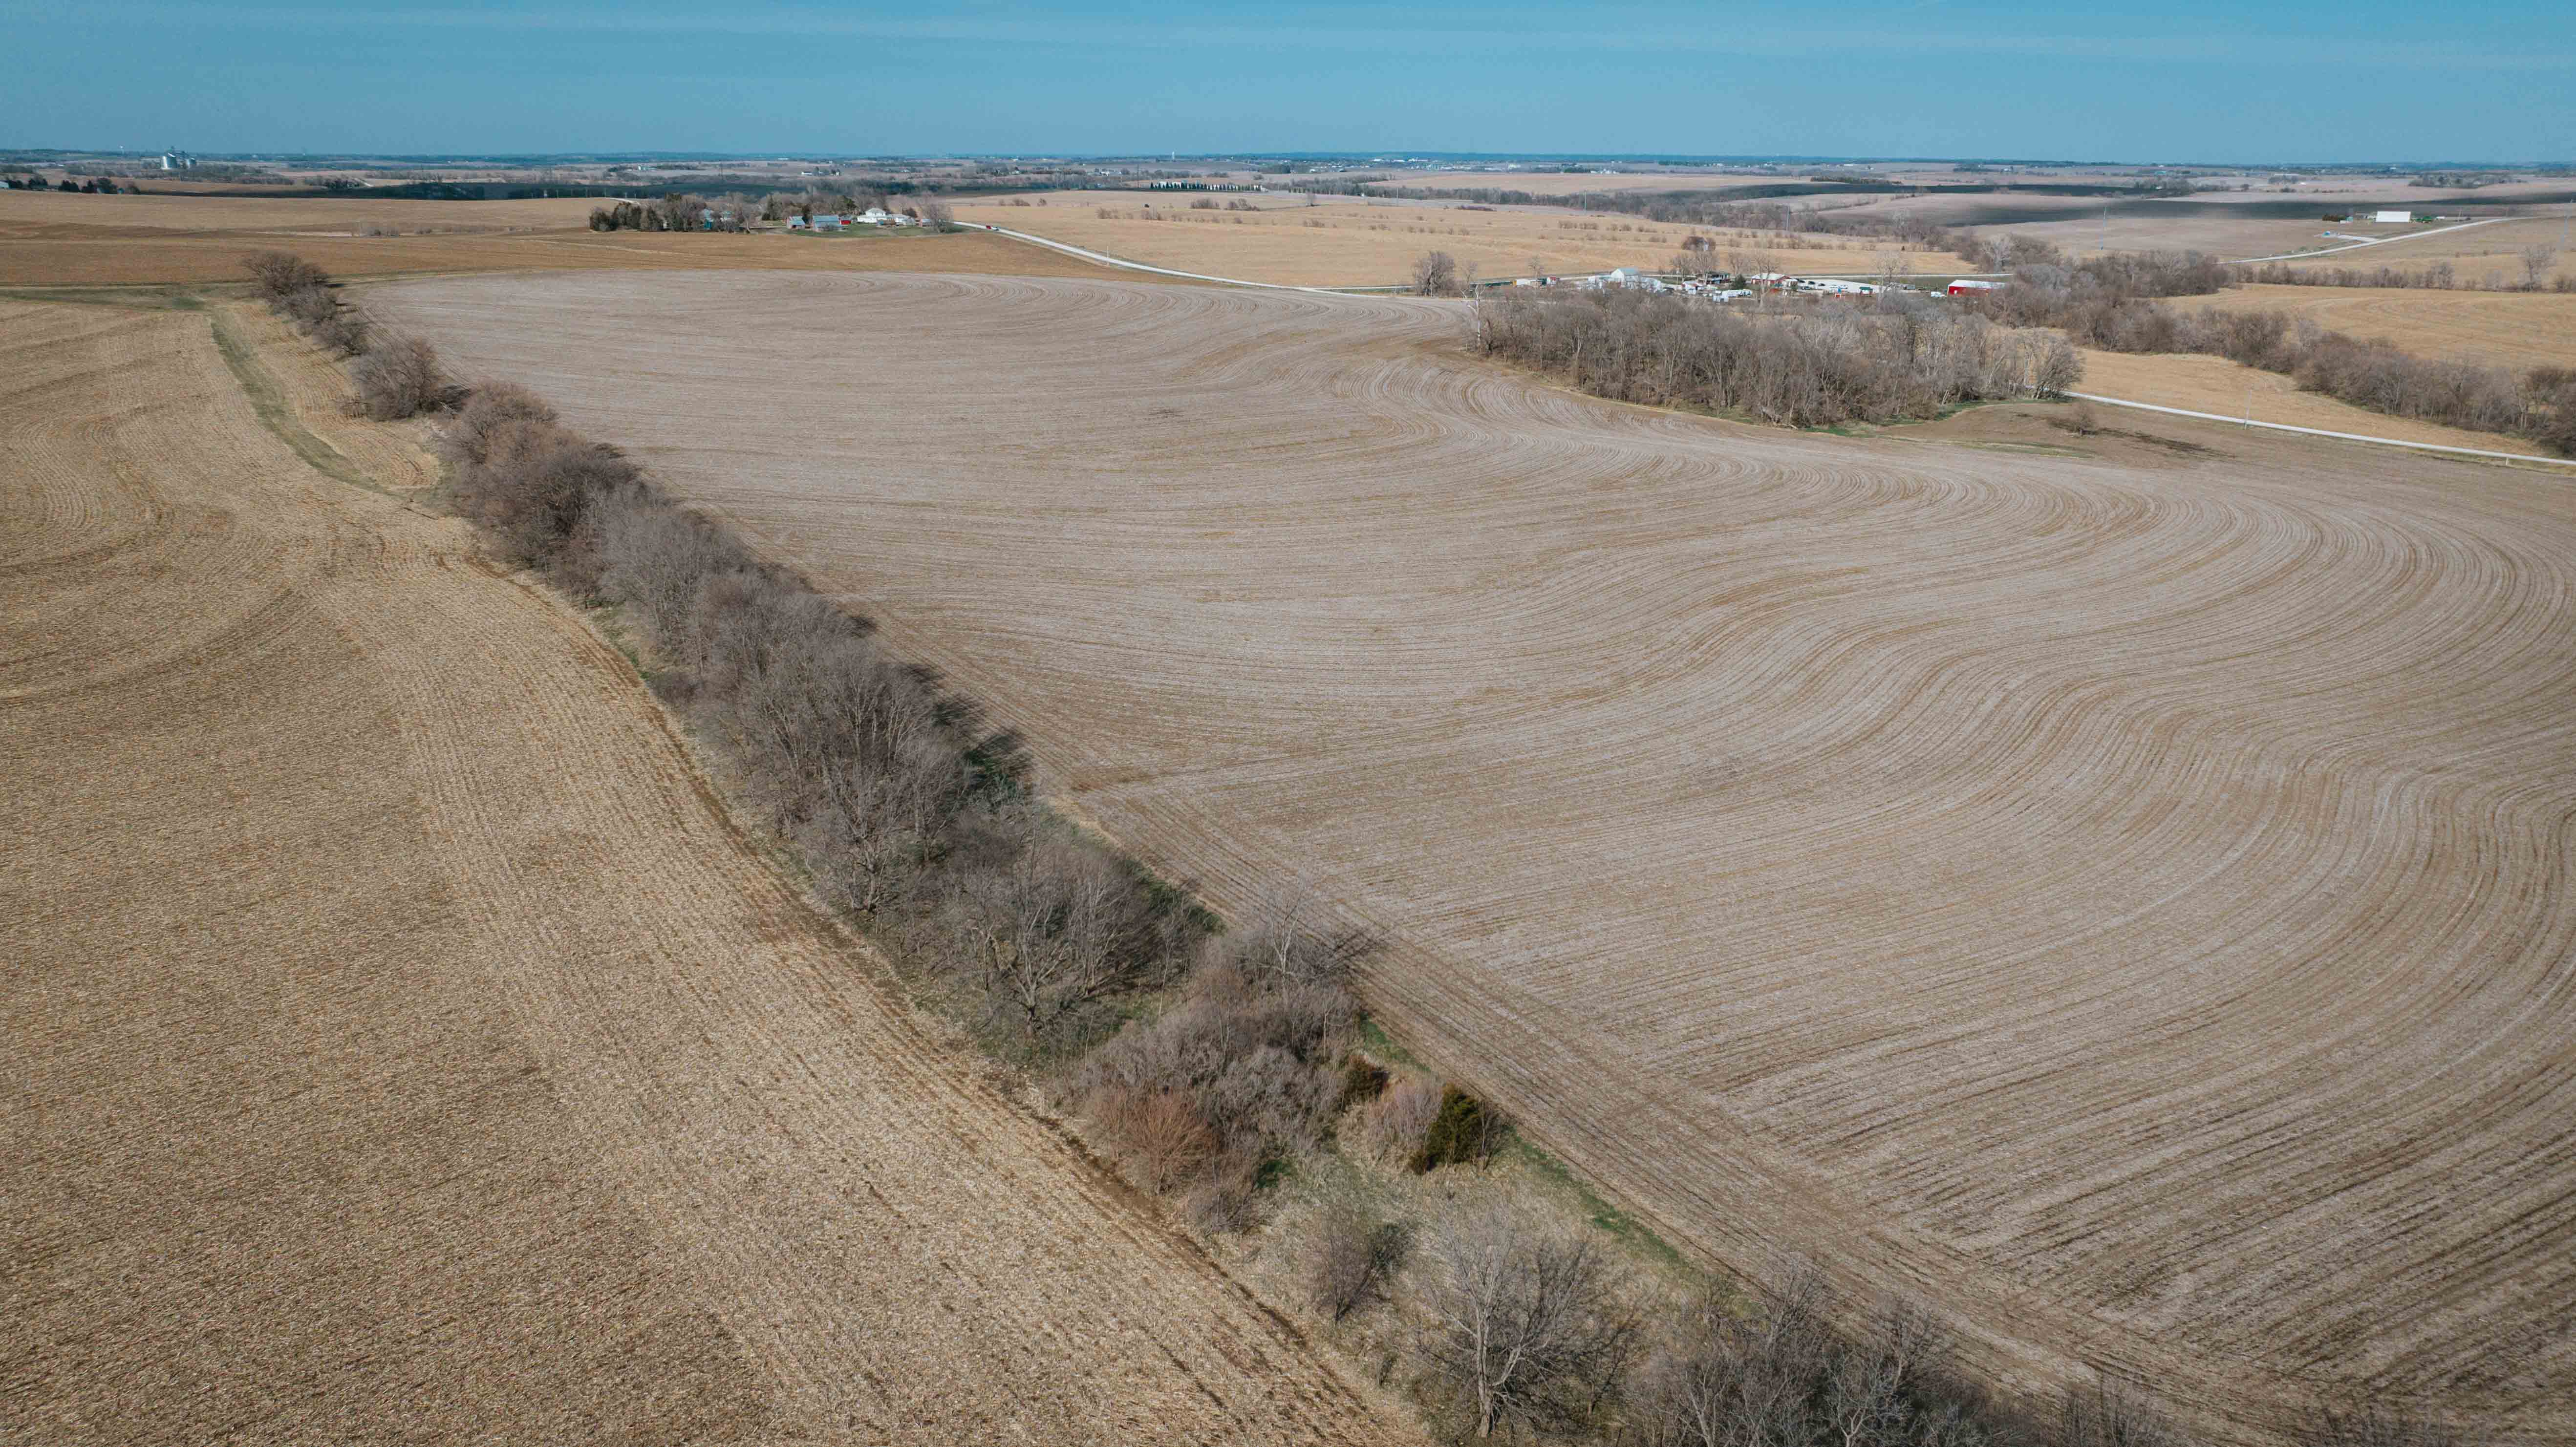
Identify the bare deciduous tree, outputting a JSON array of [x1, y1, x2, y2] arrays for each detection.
[[1623, 1261, 1838, 1447], [2521, 244, 2559, 290], [954, 832, 1156, 1043], [1417, 1203, 1639, 1439], [1414, 250, 1462, 297], [1118, 1090, 1218, 1193], [1228, 888, 1373, 990], [242, 250, 328, 299]]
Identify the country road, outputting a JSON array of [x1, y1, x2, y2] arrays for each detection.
[[2227, 215, 2504, 264]]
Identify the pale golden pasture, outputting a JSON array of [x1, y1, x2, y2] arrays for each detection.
[[2183, 283, 2576, 373], [954, 190, 1971, 285]]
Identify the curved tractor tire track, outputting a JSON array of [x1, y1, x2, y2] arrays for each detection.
[[0, 297, 1403, 1447], [371, 270, 2576, 1446]]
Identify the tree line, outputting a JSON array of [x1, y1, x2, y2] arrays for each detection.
[[275, 252, 2484, 1445], [1475, 286, 2081, 428], [585, 190, 959, 231], [245, 251, 453, 419], [587, 194, 746, 232], [8, 173, 132, 193], [1965, 251, 2576, 455]]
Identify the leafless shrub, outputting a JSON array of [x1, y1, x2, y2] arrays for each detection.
[[1182, 1160, 1263, 1234], [1308, 1198, 1411, 1320], [1348, 1073, 1443, 1167], [1415, 251, 1463, 297], [590, 491, 743, 634], [242, 250, 327, 299], [440, 400, 637, 562], [2062, 400, 2102, 436], [1076, 963, 1355, 1195], [440, 383, 557, 462], [1415, 1201, 1640, 1440], [349, 336, 453, 421], [307, 311, 369, 357], [273, 282, 338, 329], [1098, 1088, 1218, 1194]]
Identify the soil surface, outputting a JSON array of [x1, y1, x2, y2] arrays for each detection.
[[0, 296, 1403, 1446], [372, 269, 2576, 1445]]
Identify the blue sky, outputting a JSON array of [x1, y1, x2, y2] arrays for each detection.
[[3, 1, 2568, 163]]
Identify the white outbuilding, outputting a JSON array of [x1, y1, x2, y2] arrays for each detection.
[[1582, 267, 1666, 292]]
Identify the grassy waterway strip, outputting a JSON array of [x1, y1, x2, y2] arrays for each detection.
[[204, 305, 388, 495]]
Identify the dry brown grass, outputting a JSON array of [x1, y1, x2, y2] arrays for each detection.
[[2180, 283, 2576, 373], [953, 190, 1970, 285], [373, 270, 2576, 1447], [0, 296, 1404, 1445]]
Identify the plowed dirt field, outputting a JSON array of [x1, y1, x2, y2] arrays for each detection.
[[0, 187, 1134, 287], [0, 296, 1402, 1445], [371, 270, 2576, 1445]]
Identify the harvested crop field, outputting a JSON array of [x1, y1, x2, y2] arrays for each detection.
[[0, 189, 608, 232], [372, 270, 2576, 1445], [0, 296, 1401, 1445], [2260, 218, 2576, 287], [2182, 283, 2576, 374], [954, 192, 1970, 284], [0, 190, 1134, 287]]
